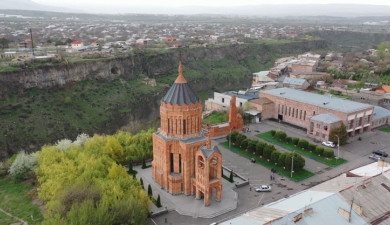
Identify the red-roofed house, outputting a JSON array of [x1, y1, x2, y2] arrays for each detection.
[[376, 85, 390, 94], [162, 37, 176, 41], [71, 41, 84, 48]]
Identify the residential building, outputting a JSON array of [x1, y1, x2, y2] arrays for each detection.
[[259, 88, 375, 140], [372, 106, 390, 128], [298, 52, 321, 64], [376, 85, 390, 94], [290, 72, 330, 80], [152, 61, 222, 206], [252, 71, 274, 86], [205, 90, 259, 112], [282, 77, 310, 90], [291, 59, 317, 73], [221, 161, 390, 225], [70, 41, 83, 48]]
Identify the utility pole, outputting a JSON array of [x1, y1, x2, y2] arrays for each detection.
[[30, 28, 35, 56]]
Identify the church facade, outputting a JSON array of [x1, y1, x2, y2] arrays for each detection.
[[152, 61, 222, 206]]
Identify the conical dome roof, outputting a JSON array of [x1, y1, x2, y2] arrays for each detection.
[[162, 61, 200, 106]]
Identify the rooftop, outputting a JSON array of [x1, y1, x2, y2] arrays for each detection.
[[253, 71, 269, 77], [310, 113, 342, 124], [225, 91, 259, 101], [262, 88, 373, 114], [373, 106, 390, 121], [283, 77, 307, 86]]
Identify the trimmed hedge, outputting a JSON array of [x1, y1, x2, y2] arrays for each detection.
[[308, 143, 316, 152], [286, 137, 292, 144], [324, 148, 334, 158], [292, 137, 300, 146], [315, 146, 324, 156], [270, 130, 276, 137], [298, 139, 309, 150]]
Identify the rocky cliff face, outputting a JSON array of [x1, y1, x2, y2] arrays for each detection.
[[0, 40, 327, 99], [0, 40, 328, 158]]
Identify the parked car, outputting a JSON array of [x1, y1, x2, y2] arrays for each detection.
[[373, 150, 388, 157], [322, 141, 335, 148], [369, 154, 383, 161], [255, 185, 272, 192], [250, 158, 256, 163]]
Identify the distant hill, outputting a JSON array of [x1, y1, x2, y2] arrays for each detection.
[[0, 0, 78, 13]]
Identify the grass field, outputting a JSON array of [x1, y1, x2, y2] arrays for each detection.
[[203, 111, 229, 125], [380, 126, 390, 133], [256, 131, 347, 167], [0, 178, 43, 225], [220, 142, 315, 182]]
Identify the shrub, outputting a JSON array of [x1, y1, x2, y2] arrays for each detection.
[[298, 139, 309, 149], [323, 149, 334, 158], [308, 143, 316, 152], [286, 137, 292, 144], [292, 137, 300, 146], [256, 142, 266, 156], [142, 159, 146, 169], [73, 133, 89, 146], [56, 139, 73, 152], [248, 140, 257, 154], [235, 134, 247, 146], [156, 194, 162, 208], [229, 171, 234, 182], [9, 151, 37, 180], [270, 130, 276, 137], [271, 151, 281, 163], [147, 184, 152, 198], [263, 145, 276, 160], [276, 131, 287, 142], [315, 146, 324, 156], [140, 178, 144, 189], [229, 131, 239, 144], [0, 161, 8, 177], [278, 152, 289, 168], [241, 139, 249, 150]]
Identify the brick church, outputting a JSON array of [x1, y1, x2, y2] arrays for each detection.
[[152, 61, 222, 206]]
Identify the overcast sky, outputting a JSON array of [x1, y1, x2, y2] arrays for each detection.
[[33, 0, 390, 7]]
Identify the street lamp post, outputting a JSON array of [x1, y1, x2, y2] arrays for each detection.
[[335, 134, 340, 160], [291, 152, 294, 178]]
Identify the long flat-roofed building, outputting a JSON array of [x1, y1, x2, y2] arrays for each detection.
[[259, 88, 375, 140]]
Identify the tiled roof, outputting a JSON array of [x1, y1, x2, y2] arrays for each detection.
[[262, 88, 373, 113]]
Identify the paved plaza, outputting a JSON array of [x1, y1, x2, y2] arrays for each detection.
[[148, 120, 390, 225], [137, 166, 238, 219]]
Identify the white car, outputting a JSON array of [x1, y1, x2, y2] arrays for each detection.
[[322, 141, 335, 148], [369, 154, 383, 161], [255, 185, 272, 192]]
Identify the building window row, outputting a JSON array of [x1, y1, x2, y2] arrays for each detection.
[[167, 116, 200, 135], [278, 103, 307, 121]]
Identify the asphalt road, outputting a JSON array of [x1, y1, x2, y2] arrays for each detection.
[[149, 120, 390, 225]]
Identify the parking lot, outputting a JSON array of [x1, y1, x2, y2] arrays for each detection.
[[149, 120, 390, 225]]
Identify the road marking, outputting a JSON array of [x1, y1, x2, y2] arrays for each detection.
[[257, 193, 265, 207]]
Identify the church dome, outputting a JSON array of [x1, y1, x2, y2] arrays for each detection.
[[162, 61, 200, 106]]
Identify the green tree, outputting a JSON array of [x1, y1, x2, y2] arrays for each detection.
[[323, 149, 335, 158], [142, 159, 146, 169], [235, 134, 246, 147], [271, 151, 281, 163], [147, 184, 152, 198], [241, 139, 249, 150], [255, 141, 266, 156], [229, 171, 233, 182], [276, 131, 287, 142], [285, 137, 292, 144], [292, 137, 300, 146], [128, 161, 133, 174], [329, 123, 349, 145], [278, 152, 289, 168], [263, 145, 276, 160], [140, 178, 144, 189], [229, 131, 239, 144], [156, 194, 162, 208], [0, 37, 10, 50], [285, 152, 305, 172], [298, 139, 309, 150], [377, 41, 390, 59], [308, 143, 316, 152], [270, 130, 276, 137], [315, 146, 324, 156], [248, 140, 257, 154]]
